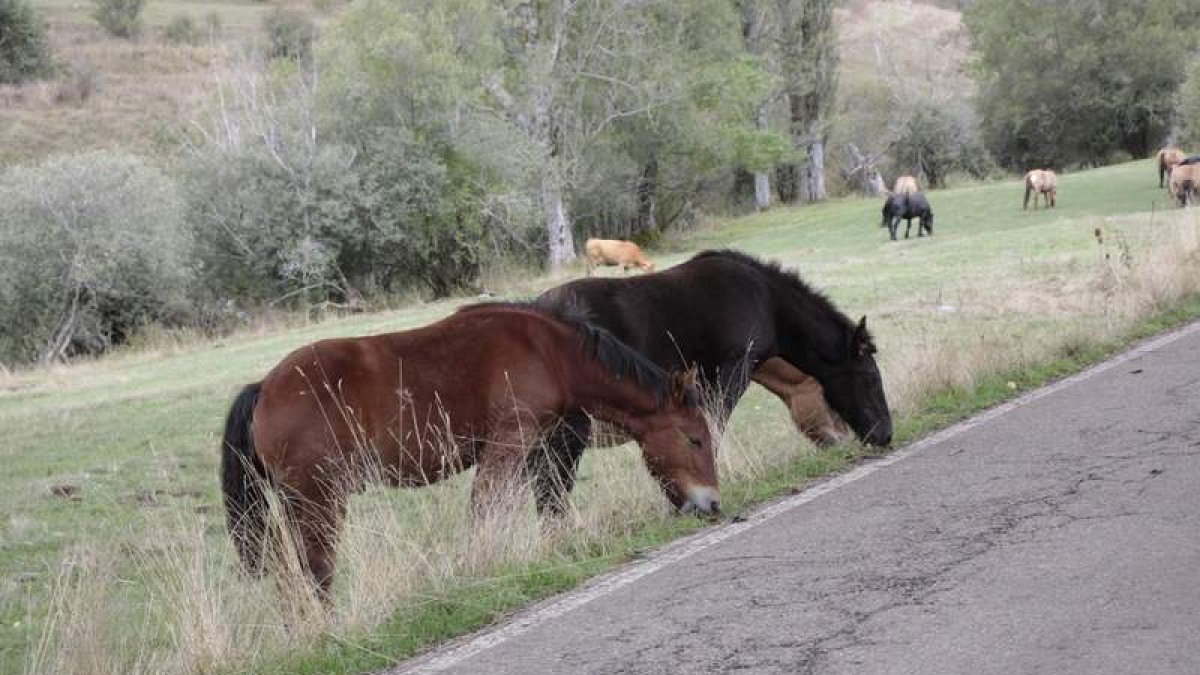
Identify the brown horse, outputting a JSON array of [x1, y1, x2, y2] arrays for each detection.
[[1169, 163, 1200, 207], [1023, 169, 1057, 210], [1158, 147, 1186, 189], [585, 238, 655, 275], [220, 303, 718, 595]]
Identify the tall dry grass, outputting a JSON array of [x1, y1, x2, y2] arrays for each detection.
[[26, 211, 1200, 674]]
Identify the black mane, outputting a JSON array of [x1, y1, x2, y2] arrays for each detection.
[[689, 249, 871, 345], [458, 301, 684, 406]]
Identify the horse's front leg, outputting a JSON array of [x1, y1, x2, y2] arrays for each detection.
[[470, 429, 533, 519], [527, 413, 591, 517], [888, 217, 899, 241], [904, 217, 913, 239]]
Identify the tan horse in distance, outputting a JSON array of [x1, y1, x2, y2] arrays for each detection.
[[585, 238, 655, 276], [1158, 147, 1186, 189], [1169, 163, 1200, 207], [892, 175, 919, 195], [1024, 169, 1057, 210]]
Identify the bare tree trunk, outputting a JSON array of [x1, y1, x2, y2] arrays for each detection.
[[753, 109, 772, 210], [544, 179, 575, 268], [803, 136, 826, 202], [637, 155, 658, 232]]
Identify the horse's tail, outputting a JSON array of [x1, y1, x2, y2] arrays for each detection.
[[1023, 181, 1033, 210], [1160, 160, 1167, 188], [220, 382, 269, 576]]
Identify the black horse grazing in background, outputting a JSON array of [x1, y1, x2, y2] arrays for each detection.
[[881, 192, 933, 240], [530, 249, 893, 515]]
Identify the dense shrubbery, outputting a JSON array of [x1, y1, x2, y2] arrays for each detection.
[[0, 0, 53, 84], [263, 8, 315, 61], [92, 0, 145, 38], [0, 153, 193, 365]]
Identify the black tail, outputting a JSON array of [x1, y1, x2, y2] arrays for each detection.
[[1023, 182, 1033, 210], [220, 382, 269, 575]]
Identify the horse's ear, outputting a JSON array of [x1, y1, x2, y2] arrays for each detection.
[[852, 316, 874, 357], [670, 366, 700, 405]]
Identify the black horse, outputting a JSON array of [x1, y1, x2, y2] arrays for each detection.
[[530, 249, 892, 515], [881, 192, 933, 240], [1180, 155, 1200, 166]]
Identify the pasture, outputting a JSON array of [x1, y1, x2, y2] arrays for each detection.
[[3, 159, 1199, 674]]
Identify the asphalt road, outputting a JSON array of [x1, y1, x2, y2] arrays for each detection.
[[393, 321, 1200, 675]]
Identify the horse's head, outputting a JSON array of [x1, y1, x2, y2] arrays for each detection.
[[629, 367, 720, 516], [819, 316, 892, 447]]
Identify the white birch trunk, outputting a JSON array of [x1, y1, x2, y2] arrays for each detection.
[[544, 180, 575, 269], [803, 137, 827, 202], [753, 108, 772, 211]]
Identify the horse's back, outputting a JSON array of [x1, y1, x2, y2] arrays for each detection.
[[538, 253, 774, 367]]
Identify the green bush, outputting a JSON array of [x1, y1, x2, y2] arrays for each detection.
[[162, 13, 200, 45], [0, 152, 194, 365], [0, 0, 53, 84], [92, 0, 145, 39], [263, 8, 315, 61]]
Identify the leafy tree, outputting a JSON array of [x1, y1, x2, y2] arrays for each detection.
[[263, 8, 316, 62], [888, 98, 991, 188], [0, 0, 52, 84], [0, 153, 193, 365], [965, 0, 1200, 169], [775, 0, 839, 203]]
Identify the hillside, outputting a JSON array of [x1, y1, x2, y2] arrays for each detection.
[[0, 0, 971, 168], [4, 159, 1200, 673]]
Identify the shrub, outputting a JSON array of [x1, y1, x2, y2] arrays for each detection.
[[163, 13, 200, 45], [262, 8, 315, 61], [92, 0, 145, 39], [52, 58, 99, 104], [0, 0, 53, 84], [0, 152, 194, 366]]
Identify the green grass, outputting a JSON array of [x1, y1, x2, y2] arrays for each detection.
[[4, 159, 1200, 674]]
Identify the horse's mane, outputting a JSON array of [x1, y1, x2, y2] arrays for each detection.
[[689, 249, 871, 346], [457, 301, 685, 406]]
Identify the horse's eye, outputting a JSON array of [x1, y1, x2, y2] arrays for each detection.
[[689, 436, 703, 449]]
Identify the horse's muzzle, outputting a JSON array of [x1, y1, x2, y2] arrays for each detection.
[[681, 486, 721, 516]]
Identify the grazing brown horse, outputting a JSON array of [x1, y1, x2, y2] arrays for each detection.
[[220, 303, 718, 595], [1158, 147, 1186, 189], [1023, 169, 1057, 210], [1169, 163, 1200, 207], [892, 175, 919, 195]]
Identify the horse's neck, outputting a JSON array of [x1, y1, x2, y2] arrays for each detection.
[[569, 356, 661, 434], [771, 282, 846, 375]]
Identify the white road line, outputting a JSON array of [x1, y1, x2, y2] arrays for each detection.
[[394, 319, 1200, 674]]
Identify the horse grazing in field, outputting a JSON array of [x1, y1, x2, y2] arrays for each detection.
[[892, 175, 919, 194], [1158, 147, 1186, 188], [585, 238, 655, 275], [881, 192, 933, 240], [1169, 164, 1200, 206], [531, 249, 891, 515], [1023, 169, 1057, 210], [220, 303, 718, 596]]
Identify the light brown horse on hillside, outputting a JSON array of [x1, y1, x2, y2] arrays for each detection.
[[1024, 169, 1057, 210], [1158, 147, 1186, 189], [892, 175, 919, 195], [1169, 163, 1200, 207], [220, 303, 718, 596]]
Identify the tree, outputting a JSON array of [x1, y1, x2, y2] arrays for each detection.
[[0, 0, 52, 84], [965, 0, 1200, 169], [775, 0, 838, 203]]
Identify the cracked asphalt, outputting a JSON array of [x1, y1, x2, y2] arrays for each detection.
[[395, 325, 1200, 674]]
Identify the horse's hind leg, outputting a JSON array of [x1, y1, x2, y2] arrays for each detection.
[[279, 479, 347, 603], [527, 414, 590, 517]]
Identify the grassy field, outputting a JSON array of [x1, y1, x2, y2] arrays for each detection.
[[3, 159, 1200, 674]]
